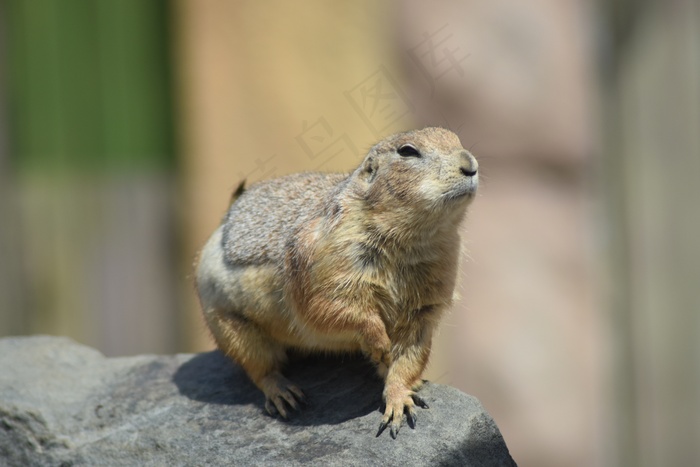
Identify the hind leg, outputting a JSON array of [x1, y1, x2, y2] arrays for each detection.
[[204, 306, 305, 418]]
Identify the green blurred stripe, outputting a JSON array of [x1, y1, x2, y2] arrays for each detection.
[[5, 0, 174, 172]]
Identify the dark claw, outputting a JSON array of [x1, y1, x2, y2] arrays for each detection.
[[412, 394, 429, 409], [390, 424, 399, 439], [289, 386, 307, 405], [281, 394, 300, 412], [407, 412, 417, 429], [265, 400, 278, 417], [274, 397, 289, 419], [289, 401, 300, 412], [376, 420, 390, 437]]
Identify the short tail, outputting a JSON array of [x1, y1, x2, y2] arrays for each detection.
[[229, 180, 246, 206]]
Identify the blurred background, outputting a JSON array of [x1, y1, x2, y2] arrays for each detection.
[[0, 1, 698, 466]]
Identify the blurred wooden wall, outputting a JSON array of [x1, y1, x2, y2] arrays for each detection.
[[604, 1, 700, 465], [0, 0, 181, 356]]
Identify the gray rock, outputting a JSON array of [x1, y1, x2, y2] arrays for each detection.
[[0, 336, 516, 466]]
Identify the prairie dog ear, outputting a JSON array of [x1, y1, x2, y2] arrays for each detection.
[[360, 156, 378, 183]]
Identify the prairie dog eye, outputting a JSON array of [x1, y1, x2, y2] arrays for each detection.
[[397, 144, 421, 158]]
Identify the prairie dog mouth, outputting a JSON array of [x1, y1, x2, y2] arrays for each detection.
[[443, 177, 478, 201], [443, 187, 476, 202]]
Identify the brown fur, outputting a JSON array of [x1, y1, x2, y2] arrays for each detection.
[[195, 127, 478, 437]]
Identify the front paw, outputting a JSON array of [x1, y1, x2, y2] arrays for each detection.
[[375, 387, 429, 439], [260, 373, 306, 419]]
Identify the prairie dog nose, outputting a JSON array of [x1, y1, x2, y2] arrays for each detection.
[[459, 150, 478, 177]]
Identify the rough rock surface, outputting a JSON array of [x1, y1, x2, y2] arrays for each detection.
[[0, 336, 516, 466]]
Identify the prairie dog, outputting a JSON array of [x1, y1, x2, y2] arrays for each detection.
[[196, 127, 478, 438]]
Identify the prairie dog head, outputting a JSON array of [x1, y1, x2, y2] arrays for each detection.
[[353, 127, 478, 216]]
